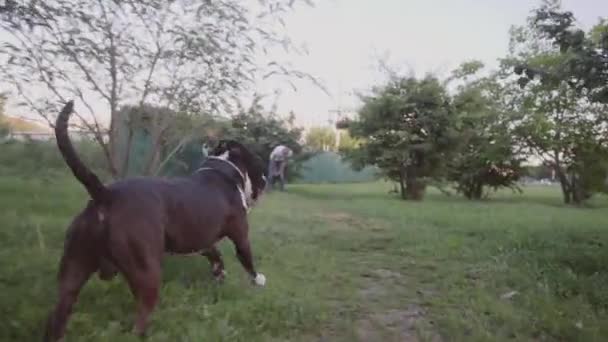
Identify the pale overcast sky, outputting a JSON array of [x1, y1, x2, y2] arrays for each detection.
[[256, 0, 608, 127], [3, 0, 607, 129]]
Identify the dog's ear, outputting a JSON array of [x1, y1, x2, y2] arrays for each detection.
[[209, 139, 227, 156], [216, 140, 227, 150], [228, 146, 243, 159]]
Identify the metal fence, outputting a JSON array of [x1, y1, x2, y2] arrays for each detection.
[[296, 151, 379, 183]]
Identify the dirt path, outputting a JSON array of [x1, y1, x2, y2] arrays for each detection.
[[355, 268, 442, 342], [310, 210, 442, 342]]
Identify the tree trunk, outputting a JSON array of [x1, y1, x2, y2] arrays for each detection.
[[108, 109, 122, 179], [466, 180, 484, 200], [154, 136, 191, 176], [563, 186, 572, 204], [143, 113, 169, 176], [569, 170, 587, 205], [398, 167, 407, 200], [554, 166, 572, 204], [120, 127, 134, 178], [404, 164, 425, 200], [143, 136, 163, 176]]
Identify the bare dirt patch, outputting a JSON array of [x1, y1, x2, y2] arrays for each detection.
[[355, 268, 442, 342], [356, 305, 433, 342], [317, 211, 388, 232]]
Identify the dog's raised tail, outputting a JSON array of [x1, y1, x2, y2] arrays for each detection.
[[55, 101, 107, 203]]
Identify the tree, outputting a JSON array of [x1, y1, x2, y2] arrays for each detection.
[[305, 126, 335, 151], [0, 0, 316, 178], [223, 96, 308, 181], [515, 1, 608, 105], [506, 1, 608, 204], [337, 129, 360, 151], [447, 61, 524, 199], [345, 75, 456, 200], [111, 104, 222, 176], [0, 92, 9, 138]]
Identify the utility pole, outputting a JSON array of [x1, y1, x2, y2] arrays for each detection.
[[328, 108, 341, 150]]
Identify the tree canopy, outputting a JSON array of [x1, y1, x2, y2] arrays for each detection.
[[345, 75, 456, 200], [515, 0, 608, 105], [447, 62, 524, 199], [0, 0, 316, 178], [306, 126, 336, 152], [507, 0, 608, 204]]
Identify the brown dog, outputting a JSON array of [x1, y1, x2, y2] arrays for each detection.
[[44, 101, 268, 341]]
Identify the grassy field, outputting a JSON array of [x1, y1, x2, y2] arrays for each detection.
[[1, 176, 608, 341]]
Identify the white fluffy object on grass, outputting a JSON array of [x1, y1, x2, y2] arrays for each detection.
[[254, 273, 266, 286]]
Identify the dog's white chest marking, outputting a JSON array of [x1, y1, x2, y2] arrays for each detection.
[[217, 150, 230, 160], [240, 172, 253, 211], [244, 173, 252, 199], [203, 153, 252, 212], [237, 186, 248, 211]]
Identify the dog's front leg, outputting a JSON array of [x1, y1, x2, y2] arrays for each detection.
[[228, 222, 265, 286], [201, 246, 226, 282]]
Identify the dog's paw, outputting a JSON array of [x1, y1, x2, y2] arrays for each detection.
[[253, 273, 266, 286], [214, 270, 227, 282], [132, 326, 147, 339]]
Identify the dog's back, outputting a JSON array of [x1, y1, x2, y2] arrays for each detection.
[[101, 174, 239, 255]]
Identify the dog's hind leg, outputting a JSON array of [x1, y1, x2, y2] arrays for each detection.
[[122, 262, 161, 337], [201, 246, 226, 281], [44, 258, 94, 342], [109, 220, 163, 337], [227, 221, 266, 287]]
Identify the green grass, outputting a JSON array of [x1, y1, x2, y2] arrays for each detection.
[[1, 176, 608, 341]]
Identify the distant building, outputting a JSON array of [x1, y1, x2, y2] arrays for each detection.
[[6, 131, 53, 141], [1, 115, 48, 141], [6, 130, 107, 142], [1, 115, 106, 142]]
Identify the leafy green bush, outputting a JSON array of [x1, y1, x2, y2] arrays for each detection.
[[0, 138, 108, 180]]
